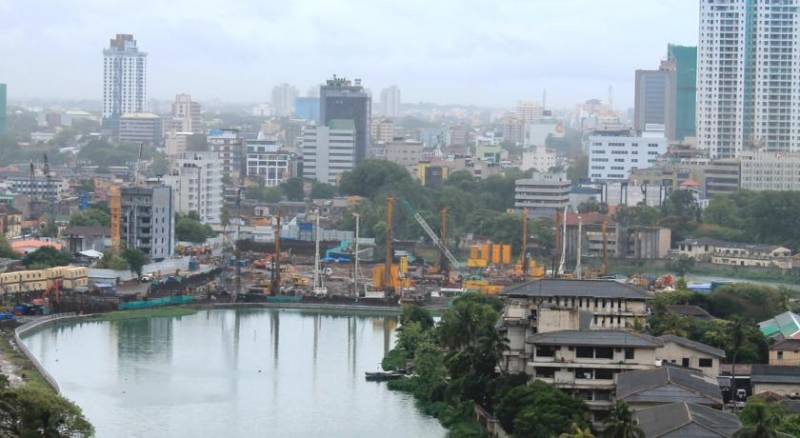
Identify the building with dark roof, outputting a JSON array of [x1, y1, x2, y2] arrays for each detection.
[[751, 365, 800, 398], [634, 402, 741, 437], [770, 338, 800, 366], [657, 334, 725, 378], [616, 365, 723, 409]]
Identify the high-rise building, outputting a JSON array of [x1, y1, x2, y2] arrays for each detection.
[[272, 83, 298, 117], [246, 139, 293, 187], [163, 152, 223, 224], [207, 128, 244, 181], [320, 76, 371, 162], [587, 128, 668, 181], [514, 173, 571, 217], [302, 120, 356, 184], [118, 113, 163, 146], [121, 186, 174, 260], [370, 117, 394, 144], [379, 85, 401, 117], [698, 0, 800, 157], [634, 63, 671, 135], [0, 83, 6, 137], [667, 44, 697, 141], [516, 101, 544, 123], [103, 34, 147, 124], [170, 94, 203, 134]]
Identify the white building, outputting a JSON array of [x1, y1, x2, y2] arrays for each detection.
[[271, 83, 298, 117], [740, 150, 800, 191], [103, 34, 147, 121], [698, 0, 800, 157], [514, 172, 571, 217], [162, 152, 223, 224], [246, 139, 292, 187], [524, 118, 565, 147], [302, 120, 356, 184], [118, 113, 163, 146], [370, 117, 394, 143], [588, 128, 667, 181], [207, 128, 243, 180], [379, 86, 401, 118], [165, 131, 193, 157], [521, 145, 558, 173], [169, 94, 203, 134], [515, 101, 544, 122]]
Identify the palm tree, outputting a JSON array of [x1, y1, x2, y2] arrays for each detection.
[[602, 401, 644, 438], [734, 403, 781, 438], [560, 423, 595, 438]]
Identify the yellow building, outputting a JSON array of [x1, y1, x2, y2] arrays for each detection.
[[770, 339, 800, 366]]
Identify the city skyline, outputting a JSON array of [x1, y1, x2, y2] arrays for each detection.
[[1, 0, 697, 108]]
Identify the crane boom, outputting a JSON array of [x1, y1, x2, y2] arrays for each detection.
[[400, 200, 461, 270]]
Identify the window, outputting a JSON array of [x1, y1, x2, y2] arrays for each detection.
[[595, 369, 614, 380], [535, 367, 555, 378], [699, 358, 713, 368], [575, 368, 593, 379], [576, 347, 594, 358], [778, 351, 784, 360], [682, 358, 690, 367], [536, 346, 556, 357], [595, 347, 613, 359]]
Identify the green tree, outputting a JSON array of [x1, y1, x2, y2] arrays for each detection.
[[736, 401, 782, 438], [567, 153, 589, 182], [0, 235, 18, 260], [401, 304, 434, 330], [310, 182, 336, 199], [0, 381, 93, 437], [668, 254, 695, 276], [339, 160, 413, 198], [22, 247, 71, 268], [281, 177, 305, 201], [560, 423, 596, 438], [147, 152, 170, 177], [176, 214, 215, 243], [122, 248, 148, 278], [96, 251, 127, 270], [69, 207, 111, 227], [496, 381, 589, 436], [602, 401, 645, 438], [245, 185, 282, 203]]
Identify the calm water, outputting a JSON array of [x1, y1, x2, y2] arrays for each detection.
[[22, 309, 446, 438]]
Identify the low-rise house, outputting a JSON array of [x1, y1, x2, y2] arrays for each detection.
[[770, 339, 800, 366], [674, 238, 793, 269], [63, 225, 110, 253], [616, 365, 723, 410], [634, 402, 742, 438], [656, 335, 725, 378], [759, 311, 800, 341], [750, 365, 800, 398], [500, 279, 652, 373]]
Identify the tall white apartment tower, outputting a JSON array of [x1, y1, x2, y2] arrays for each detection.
[[698, 0, 800, 158], [379, 86, 401, 117], [103, 34, 147, 122], [271, 83, 298, 117]]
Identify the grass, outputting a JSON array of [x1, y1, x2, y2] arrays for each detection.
[[89, 306, 198, 322], [0, 327, 56, 394]]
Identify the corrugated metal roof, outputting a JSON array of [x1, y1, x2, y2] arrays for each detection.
[[658, 335, 726, 358], [526, 330, 660, 348], [616, 366, 722, 403], [634, 402, 741, 437], [502, 279, 651, 300]]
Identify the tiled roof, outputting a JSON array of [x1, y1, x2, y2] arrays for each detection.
[[658, 334, 726, 358], [526, 330, 661, 348], [634, 402, 742, 437], [502, 279, 651, 300], [616, 366, 722, 404]]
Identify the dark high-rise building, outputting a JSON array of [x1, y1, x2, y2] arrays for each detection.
[[319, 76, 371, 162], [667, 44, 697, 141]]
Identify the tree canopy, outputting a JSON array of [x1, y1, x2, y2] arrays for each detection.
[[22, 247, 71, 269], [175, 213, 216, 243]]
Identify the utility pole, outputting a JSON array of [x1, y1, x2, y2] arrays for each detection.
[[385, 196, 394, 295], [271, 210, 281, 295], [353, 213, 360, 298]]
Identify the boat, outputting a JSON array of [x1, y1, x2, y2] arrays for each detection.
[[364, 371, 404, 381]]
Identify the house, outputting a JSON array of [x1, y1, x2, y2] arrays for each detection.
[[63, 225, 110, 254], [665, 304, 715, 321], [616, 365, 723, 410], [759, 311, 800, 341], [525, 329, 662, 421], [770, 339, 800, 366], [634, 402, 742, 437], [500, 279, 652, 373], [656, 334, 726, 378], [750, 365, 800, 398], [674, 238, 794, 269]]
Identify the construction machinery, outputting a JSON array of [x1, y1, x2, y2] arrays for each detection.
[[399, 198, 462, 271]]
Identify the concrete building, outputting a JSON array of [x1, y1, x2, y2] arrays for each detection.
[[416, 164, 449, 188], [6, 177, 67, 201], [245, 139, 292, 187], [379, 85, 401, 118], [740, 150, 800, 191], [102, 34, 147, 124], [272, 83, 298, 117], [169, 94, 203, 134], [370, 117, 394, 144], [750, 365, 800, 398], [657, 335, 725, 378], [162, 152, 223, 224], [302, 120, 356, 184], [118, 113, 162, 146], [634, 63, 672, 136], [0, 83, 6, 137], [565, 214, 672, 261], [770, 339, 800, 366], [515, 101, 544, 122], [667, 44, 697, 141], [629, 158, 740, 199], [500, 115, 525, 146], [120, 186, 174, 260], [207, 128, 244, 181], [383, 138, 423, 174], [588, 129, 667, 181], [524, 118, 564, 147], [320, 77, 370, 162], [521, 145, 557, 173], [514, 173, 571, 217], [698, 0, 800, 157], [165, 131, 193, 157], [634, 403, 742, 438], [675, 238, 793, 269]]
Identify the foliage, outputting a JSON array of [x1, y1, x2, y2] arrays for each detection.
[[560, 423, 596, 438], [400, 304, 434, 330], [602, 401, 644, 438], [340, 160, 415, 199], [702, 190, 800, 250], [735, 400, 784, 438], [310, 182, 336, 199], [96, 251, 127, 270], [22, 247, 71, 268], [0, 377, 94, 437], [176, 213, 215, 243], [280, 177, 305, 201], [567, 153, 589, 182], [667, 254, 695, 276], [77, 138, 157, 167], [147, 152, 170, 177], [69, 207, 111, 227], [122, 248, 148, 277], [0, 236, 18, 260], [245, 185, 282, 203], [496, 380, 590, 436]]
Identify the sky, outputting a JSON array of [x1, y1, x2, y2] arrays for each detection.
[[0, 0, 699, 109]]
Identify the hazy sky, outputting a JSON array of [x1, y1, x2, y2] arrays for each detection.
[[0, 0, 698, 108]]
